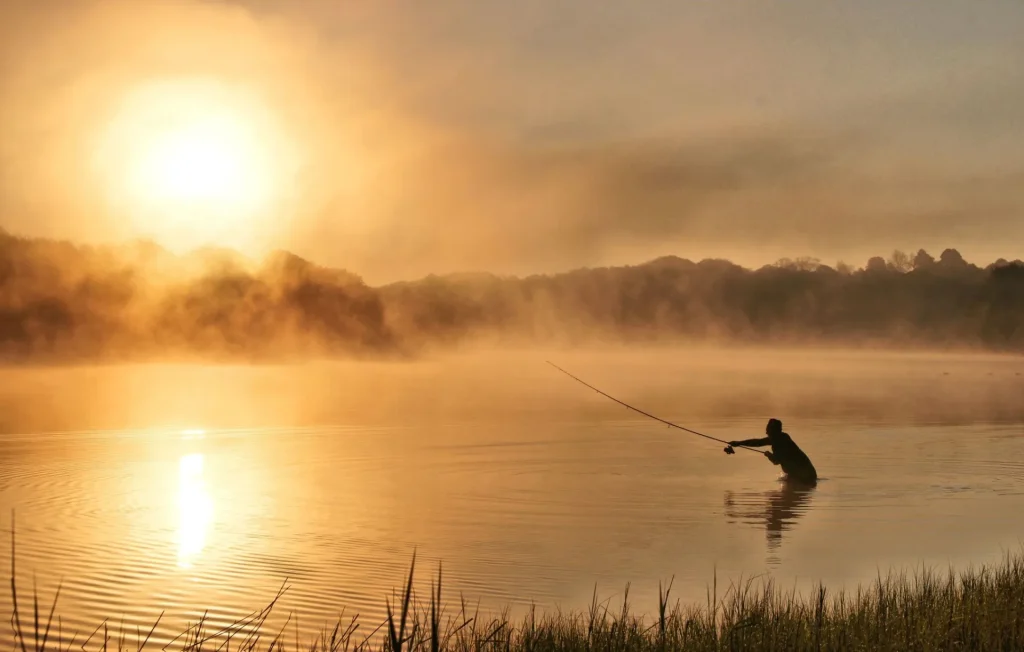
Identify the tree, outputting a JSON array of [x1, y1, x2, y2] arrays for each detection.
[[939, 248, 967, 267], [913, 249, 935, 270], [888, 250, 912, 273], [866, 256, 888, 273], [793, 256, 822, 272]]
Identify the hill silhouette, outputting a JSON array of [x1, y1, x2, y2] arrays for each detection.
[[0, 228, 1021, 362]]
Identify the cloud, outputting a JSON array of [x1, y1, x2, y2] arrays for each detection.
[[290, 124, 1024, 282], [2, 0, 1024, 283]]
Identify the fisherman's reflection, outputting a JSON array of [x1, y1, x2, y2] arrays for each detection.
[[724, 483, 815, 560]]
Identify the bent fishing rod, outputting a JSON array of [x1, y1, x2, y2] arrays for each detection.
[[546, 361, 765, 456]]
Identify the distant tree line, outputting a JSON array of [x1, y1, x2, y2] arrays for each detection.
[[0, 228, 1021, 361], [380, 248, 1024, 350]]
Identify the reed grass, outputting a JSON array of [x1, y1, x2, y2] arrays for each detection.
[[8, 523, 1024, 651]]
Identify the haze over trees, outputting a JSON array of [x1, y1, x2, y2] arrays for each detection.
[[0, 229, 1021, 361]]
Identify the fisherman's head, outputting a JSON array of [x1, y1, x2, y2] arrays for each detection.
[[765, 418, 783, 437]]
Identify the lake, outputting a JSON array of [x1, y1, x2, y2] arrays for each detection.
[[2, 347, 1024, 645]]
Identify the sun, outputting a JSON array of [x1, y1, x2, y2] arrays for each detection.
[[137, 118, 254, 206], [96, 77, 293, 253]]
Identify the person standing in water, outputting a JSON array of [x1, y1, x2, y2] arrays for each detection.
[[727, 418, 818, 486]]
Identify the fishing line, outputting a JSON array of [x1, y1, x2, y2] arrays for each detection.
[[546, 361, 765, 455]]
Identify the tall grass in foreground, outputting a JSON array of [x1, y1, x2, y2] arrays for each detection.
[[9, 539, 1024, 651]]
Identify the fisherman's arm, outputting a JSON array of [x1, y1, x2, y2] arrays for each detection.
[[728, 438, 771, 447]]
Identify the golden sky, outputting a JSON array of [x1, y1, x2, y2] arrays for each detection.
[[1, 0, 1023, 283]]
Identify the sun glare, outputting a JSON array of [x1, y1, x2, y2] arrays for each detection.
[[96, 78, 294, 253], [177, 453, 213, 569], [137, 119, 254, 206]]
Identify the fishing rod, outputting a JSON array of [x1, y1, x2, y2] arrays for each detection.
[[546, 361, 766, 456]]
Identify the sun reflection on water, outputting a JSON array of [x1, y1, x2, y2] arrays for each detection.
[[177, 453, 213, 569]]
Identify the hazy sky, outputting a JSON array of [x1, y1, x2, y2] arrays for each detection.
[[2, 1, 1023, 282]]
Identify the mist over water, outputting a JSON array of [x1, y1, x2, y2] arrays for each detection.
[[2, 347, 1023, 643], [2, 230, 1023, 363]]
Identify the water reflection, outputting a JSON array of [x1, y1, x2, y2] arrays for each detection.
[[724, 483, 815, 563], [177, 453, 213, 569]]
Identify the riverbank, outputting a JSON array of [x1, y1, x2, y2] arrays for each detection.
[[9, 548, 1024, 652]]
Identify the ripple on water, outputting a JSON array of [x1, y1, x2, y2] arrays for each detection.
[[3, 401, 1024, 643]]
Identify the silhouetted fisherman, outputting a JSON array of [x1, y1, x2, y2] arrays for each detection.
[[726, 418, 818, 486]]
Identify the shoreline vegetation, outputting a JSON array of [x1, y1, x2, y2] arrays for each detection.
[[9, 543, 1024, 652], [2, 229, 1024, 362]]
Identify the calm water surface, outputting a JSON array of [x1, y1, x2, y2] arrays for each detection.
[[2, 348, 1024, 643]]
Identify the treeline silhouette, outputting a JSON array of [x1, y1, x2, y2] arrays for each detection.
[[1, 228, 1022, 361], [381, 249, 1024, 350], [0, 230, 391, 361]]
